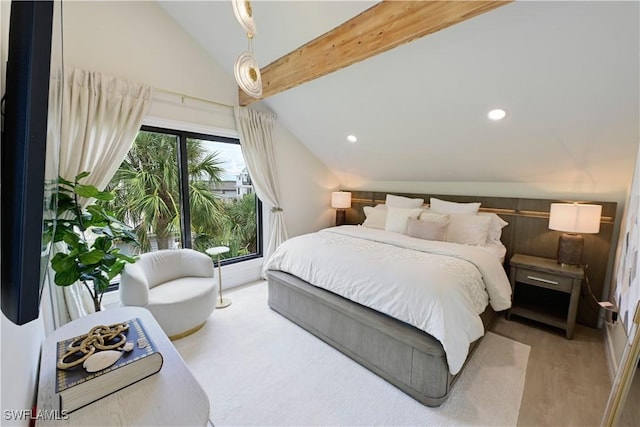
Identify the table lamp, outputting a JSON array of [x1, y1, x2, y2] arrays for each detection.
[[331, 191, 351, 226], [548, 203, 602, 266]]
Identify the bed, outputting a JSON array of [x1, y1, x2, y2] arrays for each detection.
[[265, 192, 616, 406]]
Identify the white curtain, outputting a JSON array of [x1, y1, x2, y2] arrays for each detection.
[[234, 107, 288, 277], [50, 68, 152, 326]]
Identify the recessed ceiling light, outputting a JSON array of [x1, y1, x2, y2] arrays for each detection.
[[347, 135, 358, 143], [487, 109, 507, 121]]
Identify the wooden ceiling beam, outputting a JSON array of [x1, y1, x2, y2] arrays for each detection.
[[239, 0, 512, 106]]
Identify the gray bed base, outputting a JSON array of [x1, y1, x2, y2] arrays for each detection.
[[267, 270, 497, 407]]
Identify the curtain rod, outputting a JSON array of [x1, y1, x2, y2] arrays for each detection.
[[154, 87, 235, 109]]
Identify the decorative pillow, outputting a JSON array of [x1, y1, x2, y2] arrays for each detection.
[[406, 217, 448, 241], [386, 194, 424, 209], [419, 210, 449, 223], [384, 206, 422, 234], [478, 212, 509, 243], [445, 213, 492, 246], [362, 206, 387, 229], [430, 197, 481, 214]]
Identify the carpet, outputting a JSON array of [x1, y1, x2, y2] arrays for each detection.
[[174, 282, 530, 426]]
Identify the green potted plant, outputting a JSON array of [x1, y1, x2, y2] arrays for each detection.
[[43, 172, 139, 312]]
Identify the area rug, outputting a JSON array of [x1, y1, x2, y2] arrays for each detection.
[[174, 282, 530, 426]]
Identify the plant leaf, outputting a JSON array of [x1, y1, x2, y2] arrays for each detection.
[[93, 190, 115, 202], [58, 176, 74, 187], [101, 253, 116, 267], [74, 184, 99, 198], [108, 262, 125, 280], [54, 269, 81, 286], [75, 171, 91, 181], [93, 236, 111, 252], [51, 253, 76, 273], [62, 230, 81, 246], [114, 253, 137, 263], [92, 275, 111, 294], [79, 249, 106, 265]]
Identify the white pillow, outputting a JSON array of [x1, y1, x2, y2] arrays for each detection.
[[446, 214, 492, 246], [384, 206, 422, 234], [419, 210, 449, 223], [406, 217, 448, 241], [386, 194, 424, 209], [430, 197, 481, 214], [478, 212, 509, 243], [362, 206, 387, 229]]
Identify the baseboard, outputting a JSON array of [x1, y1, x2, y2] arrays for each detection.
[[604, 322, 619, 382], [604, 318, 635, 382], [223, 257, 263, 290]]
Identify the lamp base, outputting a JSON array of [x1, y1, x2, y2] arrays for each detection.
[[335, 209, 346, 226], [216, 298, 231, 309], [557, 233, 583, 266]]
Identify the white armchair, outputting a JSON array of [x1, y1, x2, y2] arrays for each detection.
[[119, 249, 217, 339]]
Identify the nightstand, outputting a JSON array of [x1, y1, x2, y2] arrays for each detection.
[[506, 253, 584, 339]]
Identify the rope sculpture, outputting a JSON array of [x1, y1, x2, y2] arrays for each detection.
[[57, 322, 129, 370]]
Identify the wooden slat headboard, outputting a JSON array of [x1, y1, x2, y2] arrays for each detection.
[[343, 190, 617, 328]]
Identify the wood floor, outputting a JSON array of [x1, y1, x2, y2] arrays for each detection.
[[491, 316, 614, 427]]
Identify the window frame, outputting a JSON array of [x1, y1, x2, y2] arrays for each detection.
[[132, 125, 263, 266]]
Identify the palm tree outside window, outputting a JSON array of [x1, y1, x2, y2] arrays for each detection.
[[101, 126, 262, 288]]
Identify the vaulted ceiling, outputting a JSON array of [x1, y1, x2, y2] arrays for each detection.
[[159, 1, 639, 194]]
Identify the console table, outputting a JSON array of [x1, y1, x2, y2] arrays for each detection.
[[36, 306, 210, 426]]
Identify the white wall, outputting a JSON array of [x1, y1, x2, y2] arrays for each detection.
[[1, 0, 339, 416], [344, 179, 629, 204], [0, 316, 44, 426], [61, 1, 237, 108], [604, 143, 640, 380], [253, 104, 340, 237], [61, 0, 339, 290], [0, 2, 46, 424]]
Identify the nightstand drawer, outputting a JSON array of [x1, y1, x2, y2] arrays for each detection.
[[515, 268, 573, 293]]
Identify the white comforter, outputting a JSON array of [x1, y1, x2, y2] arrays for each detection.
[[265, 225, 512, 375]]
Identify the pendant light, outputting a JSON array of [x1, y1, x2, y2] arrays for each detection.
[[232, 0, 262, 99]]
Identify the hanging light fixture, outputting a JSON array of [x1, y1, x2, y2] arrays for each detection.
[[232, 0, 256, 37], [232, 0, 262, 99]]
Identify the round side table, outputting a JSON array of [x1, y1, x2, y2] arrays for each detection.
[[206, 246, 231, 309]]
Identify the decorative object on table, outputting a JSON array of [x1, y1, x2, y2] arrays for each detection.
[[232, 0, 262, 98], [331, 191, 352, 226], [57, 322, 130, 371], [548, 202, 602, 266], [55, 318, 163, 413], [43, 172, 139, 312], [206, 246, 232, 308]]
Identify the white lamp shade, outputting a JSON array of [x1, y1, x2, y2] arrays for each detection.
[[549, 203, 602, 234], [331, 191, 352, 209]]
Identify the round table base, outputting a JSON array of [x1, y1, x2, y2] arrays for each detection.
[[216, 298, 232, 309]]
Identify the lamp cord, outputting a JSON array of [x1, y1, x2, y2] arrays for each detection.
[[583, 264, 618, 323]]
